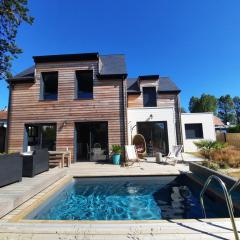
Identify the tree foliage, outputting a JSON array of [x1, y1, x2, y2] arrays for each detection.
[[218, 95, 235, 124], [233, 96, 240, 124], [180, 107, 187, 113], [188, 93, 240, 124], [0, 0, 33, 80], [189, 94, 217, 113]]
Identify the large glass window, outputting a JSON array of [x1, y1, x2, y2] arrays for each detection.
[[25, 124, 56, 151], [41, 72, 58, 100], [76, 70, 93, 99], [137, 121, 169, 156], [143, 87, 157, 107], [185, 123, 203, 139]]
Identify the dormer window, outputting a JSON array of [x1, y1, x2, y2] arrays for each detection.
[[75, 70, 93, 99], [41, 72, 58, 100], [143, 87, 157, 107]]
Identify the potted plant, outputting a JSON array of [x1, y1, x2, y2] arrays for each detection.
[[111, 145, 122, 165]]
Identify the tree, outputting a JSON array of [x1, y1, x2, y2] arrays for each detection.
[[189, 96, 200, 113], [189, 94, 217, 113], [218, 95, 236, 124], [0, 0, 34, 80], [181, 107, 187, 113], [233, 96, 240, 124]]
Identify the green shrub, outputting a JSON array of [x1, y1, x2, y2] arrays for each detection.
[[202, 161, 220, 171], [194, 140, 226, 151], [228, 125, 240, 133], [194, 140, 226, 159], [111, 145, 123, 154], [218, 161, 229, 169]]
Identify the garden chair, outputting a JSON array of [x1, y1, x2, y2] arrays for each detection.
[[165, 145, 184, 165], [125, 145, 141, 167]]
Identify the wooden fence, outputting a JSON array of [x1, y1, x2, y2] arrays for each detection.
[[216, 133, 240, 148]]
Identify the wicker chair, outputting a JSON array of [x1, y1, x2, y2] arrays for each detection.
[[132, 134, 147, 159]]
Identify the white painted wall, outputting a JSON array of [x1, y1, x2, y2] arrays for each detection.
[[181, 113, 216, 152], [127, 107, 177, 152]]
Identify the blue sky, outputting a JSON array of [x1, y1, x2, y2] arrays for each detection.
[[1, 0, 240, 110]]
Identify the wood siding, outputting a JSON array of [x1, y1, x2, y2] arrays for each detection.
[[8, 61, 127, 160], [128, 93, 175, 108]]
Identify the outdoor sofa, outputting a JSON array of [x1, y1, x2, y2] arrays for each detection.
[[22, 148, 49, 177], [0, 153, 22, 187]]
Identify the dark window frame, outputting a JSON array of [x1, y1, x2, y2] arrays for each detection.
[[41, 71, 58, 101], [143, 87, 157, 107], [25, 123, 57, 151], [75, 70, 94, 99], [185, 123, 204, 139]]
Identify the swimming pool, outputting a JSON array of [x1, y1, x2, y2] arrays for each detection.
[[26, 175, 234, 220]]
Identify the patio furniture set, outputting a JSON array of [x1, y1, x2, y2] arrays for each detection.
[[0, 149, 71, 188]]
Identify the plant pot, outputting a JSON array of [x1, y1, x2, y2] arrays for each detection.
[[112, 154, 121, 165]]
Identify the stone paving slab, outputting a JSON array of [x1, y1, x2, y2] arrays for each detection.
[[0, 219, 239, 239], [67, 161, 189, 177]]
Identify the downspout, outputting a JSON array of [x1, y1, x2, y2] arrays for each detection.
[[6, 82, 13, 153], [121, 76, 127, 162], [176, 94, 183, 146]]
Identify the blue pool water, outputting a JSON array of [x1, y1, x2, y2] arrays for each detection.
[[26, 175, 230, 220]]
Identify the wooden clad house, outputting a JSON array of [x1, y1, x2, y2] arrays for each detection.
[[6, 52, 186, 162], [7, 53, 127, 162]]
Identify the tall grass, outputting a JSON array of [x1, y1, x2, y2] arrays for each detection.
[[194, 140, 240, 169]]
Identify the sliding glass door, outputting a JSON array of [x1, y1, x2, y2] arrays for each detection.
[[137, 121, 169, 156], [75, 122, 108, 161]]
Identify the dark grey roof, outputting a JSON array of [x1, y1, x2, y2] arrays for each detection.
[[158, 77, 180, 92], [14, 66, 34, 78], [127, 76, 180, 94], [33, 53, 99, 63], [127, 78, 140, 93], [99, 54, 127, 75], [9, 54, 128, 82], [139, 75, 159, 80]]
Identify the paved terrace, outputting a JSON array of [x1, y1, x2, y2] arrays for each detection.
[[67, 160, 190, 177]]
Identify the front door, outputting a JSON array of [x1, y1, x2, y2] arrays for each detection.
[[137, 121, 169, 156], [75, 122, 108, 161]]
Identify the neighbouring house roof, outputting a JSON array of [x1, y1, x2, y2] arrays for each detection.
[[0, 111, 7, 120], [213, 116, 225, 126], [127, 76, 180, 94], [7, 53, 128, 83], [14, 66, 35, 78], [7, 66, 35, 83]]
